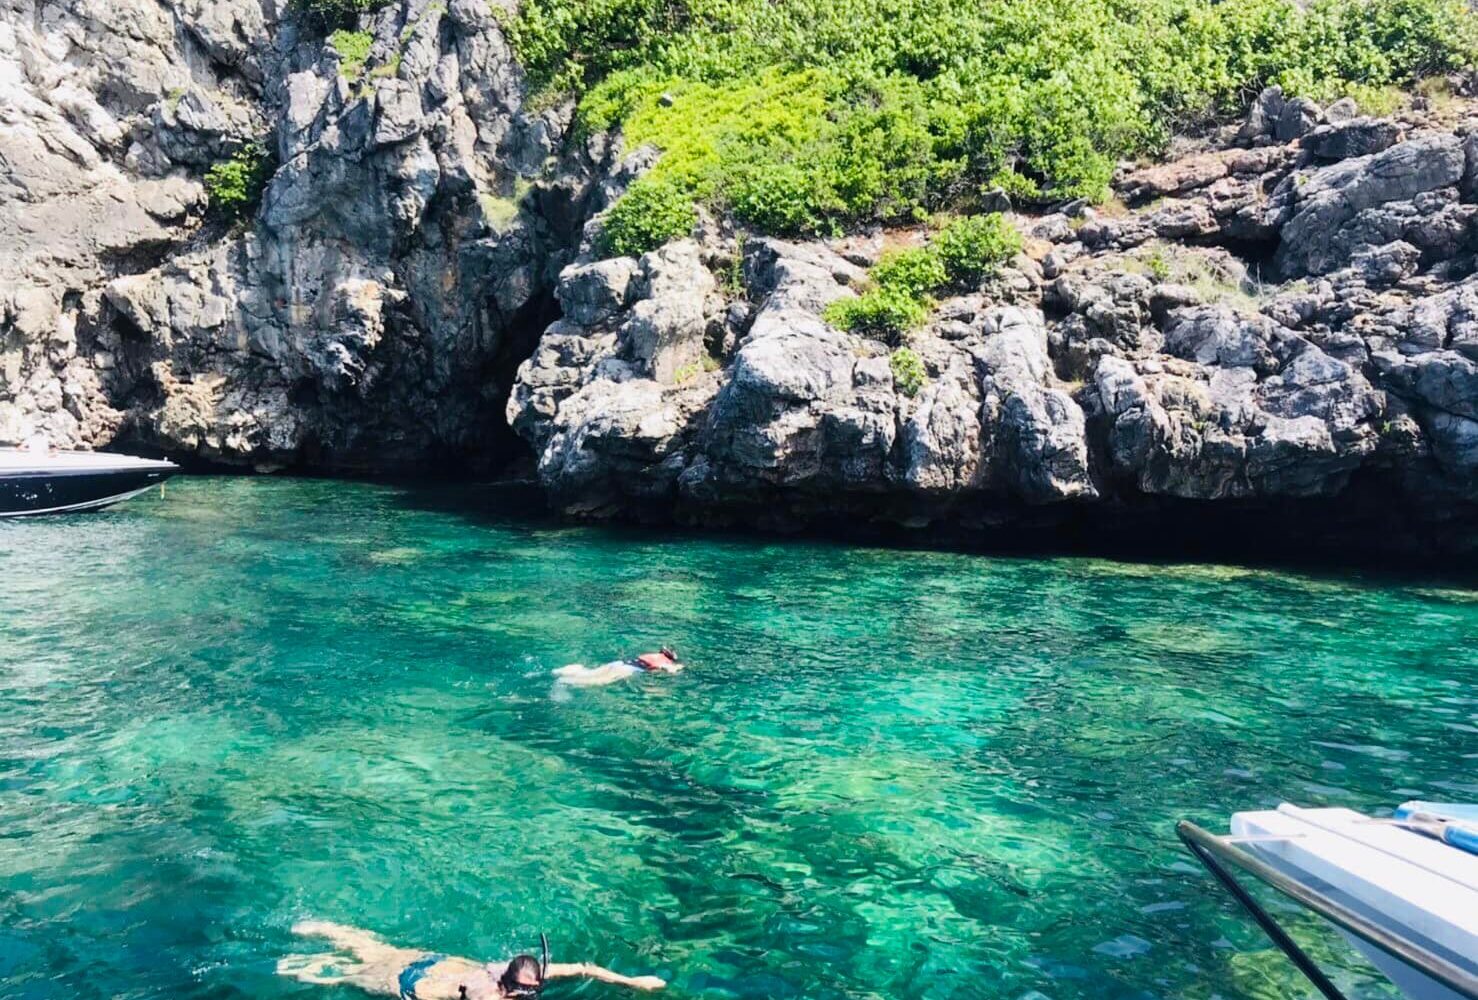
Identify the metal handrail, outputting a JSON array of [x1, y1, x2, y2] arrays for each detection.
[[1178, 820, 1478, 1000]]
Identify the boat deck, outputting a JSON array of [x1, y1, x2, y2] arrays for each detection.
[[1230, 804, 1478, 1000], [0, 448, 177, 474]]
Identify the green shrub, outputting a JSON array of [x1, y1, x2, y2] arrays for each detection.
[[826, 213, 1024, 337], [988, 169, 1042, 205], [595, 68, 938, 240], [934, 214, 1022, 288], [329, 29, 373, 80], [597, 177, 697, 257], [509, 0, 1478, 234], [889, 347, 928, 397], [825, 287, 930, 344], [871, 247, 948, 299], [204, 142, 273, 222], [825, 244, 944, 341], [297, 0, 381, 27]]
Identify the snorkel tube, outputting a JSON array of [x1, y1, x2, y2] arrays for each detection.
[[540, 932, 549, 981]]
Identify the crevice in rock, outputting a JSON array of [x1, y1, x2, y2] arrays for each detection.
[[483, 286, 561, 472], [1201, 234, 1282, 282], [97, 237, 192, 279]]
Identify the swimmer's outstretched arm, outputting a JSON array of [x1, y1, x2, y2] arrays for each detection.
[[545, 962, 666, 990]]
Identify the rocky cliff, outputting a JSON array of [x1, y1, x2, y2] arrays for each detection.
[[509, 92, 1478, 559], [1, 0, 614, 470], [4, 0, 1478, 558]]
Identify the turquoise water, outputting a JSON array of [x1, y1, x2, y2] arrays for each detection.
[[1, 478, 1475, 1000]]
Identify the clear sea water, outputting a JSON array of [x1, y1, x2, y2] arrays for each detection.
[[1, 477, 1474, 1000]]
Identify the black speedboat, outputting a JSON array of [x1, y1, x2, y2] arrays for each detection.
[[0, 448, 178, 516]]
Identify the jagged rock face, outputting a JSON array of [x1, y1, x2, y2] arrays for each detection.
[[6, 5, 1478, 561], [1, 0, 611, 470], [0, 0, 262, 451], [511, 92, 1478, 555], [1271, 132, 1473, 278], [509, 238, 1394, 528]]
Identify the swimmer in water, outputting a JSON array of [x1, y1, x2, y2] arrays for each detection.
[[552, 646, 684, 687], [277, 921, 665, 998]]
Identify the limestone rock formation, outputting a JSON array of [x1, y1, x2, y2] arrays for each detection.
[[4, 0, 1478, 558], [511, 93, 1478, 555], [1, 0, 613, 469]]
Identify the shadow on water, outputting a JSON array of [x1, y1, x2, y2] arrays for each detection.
[[378, 475, 1478, 590]]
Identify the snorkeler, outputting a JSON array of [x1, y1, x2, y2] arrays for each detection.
[[278, 921, 665, 998], [552, 646, 684, 687]]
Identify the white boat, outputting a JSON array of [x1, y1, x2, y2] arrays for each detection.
[[1180, 803, 1478, 1000], [0, 447, 178, 516]]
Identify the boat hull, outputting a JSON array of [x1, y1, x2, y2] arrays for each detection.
[[1349, 934, 1471, 1000], [0, 466, 176, 517]]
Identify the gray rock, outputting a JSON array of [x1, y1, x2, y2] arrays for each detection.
[[1322, 97, 1359, 124], [901, 370, 984, 492], [1275, 133, 1468, 277], [1164, 306, 1280, 375], [725, 313, 856, 405], [1149, 200, 1219, 239], [559, 258, 640, 326], [1303, 118, 1402, 161], [1374, 348, 1478, 420], [618, 241, 717, 384], [152, 87, 245, 165], [1242, 86, 1285, 143], [1096, 312, 1381, 499], [1275, 97, 1322, 142], [1348, 240, 1422, 288], [1463, 132, 1478, 203], [979, 187, 1012, 214], [7, 0, 1478, 548], [372, 80, 425, 147], [975, 308, 1096, 502], [1426, 410, 1478, 474], [0, 0, 613, 469]]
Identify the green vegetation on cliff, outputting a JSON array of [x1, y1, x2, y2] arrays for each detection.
[[889, 347, 928, 397], [598, 177, 699, 257], [827, 214, 1022, 342], [506, 0, 1477, 252], [328, 29, 374, 80], [205, 142, 273, 222]]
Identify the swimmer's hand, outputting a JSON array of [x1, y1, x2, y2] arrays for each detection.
[[548, 964, 666, 991]]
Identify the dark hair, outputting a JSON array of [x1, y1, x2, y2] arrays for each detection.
[[500, 955, 544, 994]]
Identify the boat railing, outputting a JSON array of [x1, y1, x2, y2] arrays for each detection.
[[1177, 820, 1478, 1000]]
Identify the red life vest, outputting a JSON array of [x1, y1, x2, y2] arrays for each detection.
[[635, 652, 674, 671]]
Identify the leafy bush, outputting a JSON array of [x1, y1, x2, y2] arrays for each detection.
[[871, 247, 948, 299], [889, 347, 928, 397], [329, 29, 373, 80], [827, 244, 948, 343], [512, 0, 1478, 237], [204, 142, 273, 222], [825, 287, 930, 345], [597, 177, 697, 257], [934, 214, 1022, 287], [988, 169, 1042, 205], [827, 213, 1023, 338]]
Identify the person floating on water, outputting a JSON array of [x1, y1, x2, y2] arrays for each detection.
[[552, 646, 684, 687], [278, 921, 665, 998]]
